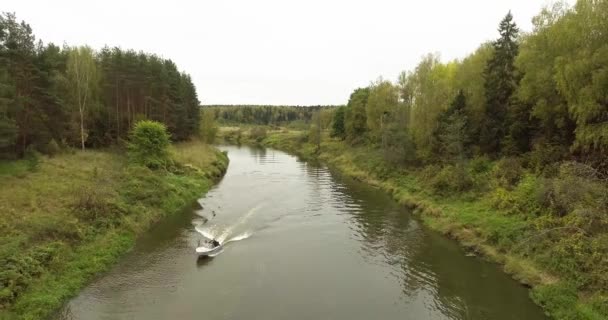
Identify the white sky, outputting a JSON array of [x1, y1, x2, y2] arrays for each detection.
[[5, 0, 571, 105]]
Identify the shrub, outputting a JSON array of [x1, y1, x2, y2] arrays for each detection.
[[382, 126, 416, 165], [249, 127, 267, 143], [72, 185, 121, 224], [469, 156, 492, 174], [488, 187, 516, 210], [128, 120, 171, 169], [426, 164, 473, 195], [511, 174, 545, 215], [200, 109, 217, 143], [527, 142, 568, 172], [531, 282, 580, 320], [492, 157, 523, 189], [24, 145, 40, 171], [541, 162, 607, 218], [45, 139, 61, 157]]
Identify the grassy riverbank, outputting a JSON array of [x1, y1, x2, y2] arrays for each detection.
[[220, 127, 607, 320], [0, 141, 228, 320]]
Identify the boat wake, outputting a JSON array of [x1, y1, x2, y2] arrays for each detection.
[[216, 204, 262, 242], [224, 232, 252, 244], [194, 204, 262, 254]]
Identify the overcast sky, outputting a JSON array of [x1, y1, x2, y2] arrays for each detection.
[[5, 0, 570, 105]]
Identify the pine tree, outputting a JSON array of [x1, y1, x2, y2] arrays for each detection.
[[433, 90, 470, 162], [480, 12, 519, 155]]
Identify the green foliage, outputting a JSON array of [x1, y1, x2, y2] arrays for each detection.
[[249, 126, 267, 143], [0, 116, 17, 156], [491, 157, 524, 189], [0, 12, 201, 159], [433, 90, 470, 162], [480, 12, 520, 154], [540, 162, 607, 218], [45, 139, 60, 157], [330, 106, 346, 139], [408, 54, 457, 160], [128, 120, 171, 169], [66, 46, 99, 150], [422, 164, 472, 195], [308, 111, 322, 150], [23, 146, 40, 172], [366, 79, 398, 142], [200, 108, 218, 143], [454, 44, 492, 136], [0, 143, 228, 318], [0, 243, 61, 308], [381, 124, 416, 165], [531, 283, 581, 320], [207, 105, 337, 126], [469, 156, 492, 174], [344, 88, 369, 144]]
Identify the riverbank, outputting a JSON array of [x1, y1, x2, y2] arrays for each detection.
[[0, 141, 228, 320], [219, 127, 607, 320]]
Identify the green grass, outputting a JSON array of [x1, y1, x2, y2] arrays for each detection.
[[0, 159, 30, 178], [0, 141, 228, 319], [235, 127, 607, 320]]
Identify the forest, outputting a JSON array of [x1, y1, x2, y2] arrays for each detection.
[[332, 2, 608, 171], [0, 12, 201, 159], [206, 104, 339, 127]]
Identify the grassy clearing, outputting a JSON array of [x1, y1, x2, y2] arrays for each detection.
[[228, 126, 607, 320], [0, 141, 228, 320]]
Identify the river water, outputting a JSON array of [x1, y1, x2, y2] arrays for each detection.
[[56, 145, 547, 320]]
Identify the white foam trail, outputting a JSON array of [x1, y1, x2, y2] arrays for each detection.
[[223, 232, 252, 244], [217, 204, 263, 242], [195, 226, 216, 240]]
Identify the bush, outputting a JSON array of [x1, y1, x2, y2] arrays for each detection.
[[492, 157, 523, 189], [200, 109, 217, 143], [45, 139, 61, 157], [531, 283, 581, 320], [382, 126, 416, 165], [469, 156, 492, 174], [425, 164, 473, 195], [24, 146, 40, 171], [128, 120, 171, 169], [541, 162, 607, 218], [527, 142, 569, 172], [489, 174, 545, 215], [249, 127, 267, 143], [72, 185, 124, 225]]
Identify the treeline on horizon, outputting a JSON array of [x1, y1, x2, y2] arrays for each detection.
[[205, 104, 341, 126], [0, 12, 200, 159], [327, 0, 608, 173]]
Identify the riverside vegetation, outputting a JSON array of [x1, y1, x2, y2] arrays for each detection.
[[0, 13, 227, 319], [215, 2, 608, 319]]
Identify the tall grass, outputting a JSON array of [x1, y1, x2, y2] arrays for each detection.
[[0, 141, 228, 319]]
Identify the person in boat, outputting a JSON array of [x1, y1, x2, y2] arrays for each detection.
[[211, 239, 220, 247]]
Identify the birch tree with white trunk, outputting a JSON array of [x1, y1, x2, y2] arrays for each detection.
[[67, 46, 98, 150]]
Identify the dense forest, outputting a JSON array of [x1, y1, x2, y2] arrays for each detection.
[[333, 1, 607, 171], [0, 12, 200, 159], [206, 105, 339, 127]]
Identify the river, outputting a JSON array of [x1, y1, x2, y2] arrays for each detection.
[[56, 145, 547, 320]]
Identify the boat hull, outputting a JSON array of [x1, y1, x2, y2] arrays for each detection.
[[196, 245, 223, 257]]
